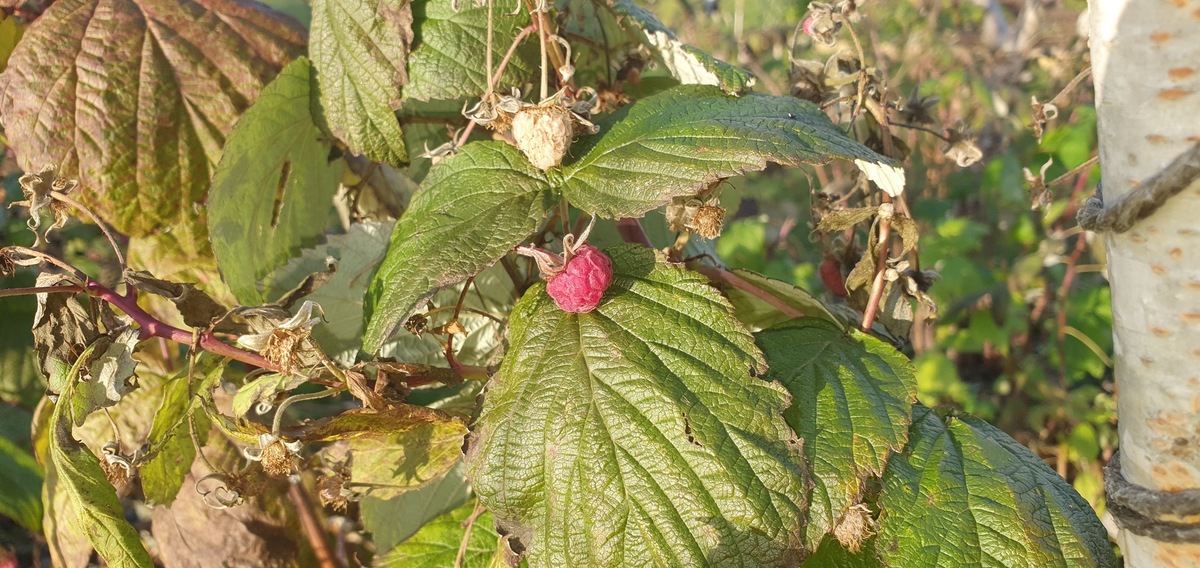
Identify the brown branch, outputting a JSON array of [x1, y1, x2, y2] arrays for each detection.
[[288, 482, 343, 568]]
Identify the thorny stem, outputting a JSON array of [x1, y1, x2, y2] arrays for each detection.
[[1, 250, 283, 371], [423, 305, 503, 325], [1045, 155, 1100, 190], [442, 276, 477, 375], [693, 264, 807, 319], [612, 217, 811, 321], [6, 246, 88, 279], [1047, 66, 1092, 108], [50, 190, 126, 268], [288, 481, 343, 568], [0, 285, 83, 298], [892, 122, 953, 143]]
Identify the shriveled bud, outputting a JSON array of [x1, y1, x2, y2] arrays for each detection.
[[691, 204, 726, 239], [512, 105, 575, 170], [260, 440, 293, 477]]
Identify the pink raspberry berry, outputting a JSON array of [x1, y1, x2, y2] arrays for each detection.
[[545, 245, 612, 313]]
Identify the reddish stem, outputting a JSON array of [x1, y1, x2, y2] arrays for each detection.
[[861, 212, 893, 331], [79, 279, 280, 371], [288, 482, 343, 568], [693, 264, 806, 319], [615, 218, 654, 248]]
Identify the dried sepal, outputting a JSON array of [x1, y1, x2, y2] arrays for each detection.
[[9, 164, 79, 247], [1023, 158, 1055, 211], [1031, 95, 1059, 143], [896, 90, 940, 126]]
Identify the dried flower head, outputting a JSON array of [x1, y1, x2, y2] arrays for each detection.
[[943, 123, 983, 167], [10, 164, 79, 247], [801, 1, 859, 47], [833, 504, 876, 553], [317, 472, 353, 512], [513, 105, 576, 170], [237, 300, 325, 375], [100, 442, 136, 488], [691, 204, 726, 239], [489, 88, 599, 171], [790, 59, 830, 103], [243, 433, 302, 478], [666, 195, 725, 239]]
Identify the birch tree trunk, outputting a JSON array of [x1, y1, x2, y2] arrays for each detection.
[[1089, 0, 1200, 565]]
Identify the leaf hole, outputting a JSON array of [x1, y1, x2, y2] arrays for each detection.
[[682, 413, 702, 447], [271, 161, 292, 228]]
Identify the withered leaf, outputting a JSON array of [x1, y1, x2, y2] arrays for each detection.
[[817, 206, 877, 233], [0, 0, 306, 237], [124, 270, 232, 331], [32, 273, 97, 391], [891, 215, 920, 257]]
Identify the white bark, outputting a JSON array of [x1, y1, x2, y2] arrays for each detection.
[[1089, 0, 1200, 564]]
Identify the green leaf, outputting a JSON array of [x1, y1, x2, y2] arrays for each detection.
[[606, 0, 754, 94], [717, 268, 846, 331], [375, 500, 506, 568], [555, 0, 751, 95], [310, 0, 409, 165], [801, 536, 884, 567], [375, 262, 513, 367], [361, 460, 472, 553], [363, 142, 554, 353], [0, 0, 305, 236], [561, 85, 896, 218], [230, 373, 307, 418], [50, 366, 153, 566], [756, 319, 916, 545], [140, 365, 218, 505], [405, 0, 537, 101], [208, 57, 345, 305], [309, 407, 468, 499], [876, 406, 1117, 568], [0, 435, 42, 532], [467, 244, 808, 567]]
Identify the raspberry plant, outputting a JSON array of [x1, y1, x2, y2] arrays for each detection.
[[0, 1, 1116, 567]]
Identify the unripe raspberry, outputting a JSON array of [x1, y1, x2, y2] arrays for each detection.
[[545, 245, 612, 313], [512, 105, 575, 170]]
